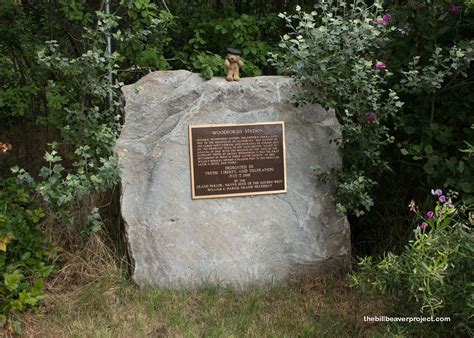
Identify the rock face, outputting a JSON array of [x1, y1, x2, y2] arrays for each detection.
[[117, 70, 350, 289]]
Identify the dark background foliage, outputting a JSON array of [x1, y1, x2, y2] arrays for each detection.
[[0, 0, 473, 334]]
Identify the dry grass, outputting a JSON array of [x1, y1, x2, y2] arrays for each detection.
[[44, 234, 125, 293], [16, 240, 388, 338], [0, 188, 389, 337]]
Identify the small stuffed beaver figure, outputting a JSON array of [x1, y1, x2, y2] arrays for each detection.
[[224, 48, 243, 82]]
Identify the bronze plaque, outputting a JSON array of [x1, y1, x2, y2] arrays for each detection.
[[189, 121, 287, 199]]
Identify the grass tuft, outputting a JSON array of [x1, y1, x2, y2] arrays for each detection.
[[20, 258, 388, 337]]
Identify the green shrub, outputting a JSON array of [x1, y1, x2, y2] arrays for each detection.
[[184, 13, 273, 77], [7, 2, 173, 220], [350, 190, 474, 335], [167, 2, 280, 78], [0, 178, 57, 330], [390, 2, 474, 201], [271, 1, 473, 222], [190, 52, 225, 79], [271, 1, 403, 216]]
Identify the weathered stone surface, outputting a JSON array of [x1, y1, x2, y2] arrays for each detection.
[[117, 70, 350, 289]]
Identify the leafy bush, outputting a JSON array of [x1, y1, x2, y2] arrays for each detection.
[[167, 2, 283, 78], [117, 0, 175, 72], [1, 4, 172, 329], [184, 14, 273, 77], [350, 189, 474, 335], [0, 2, 48, 126], [271, 1, 474, 221], [190, 52, 225, 79], [271, 1, 403, 216], [7, 2, 173, 218], [389, 3, 474, 200], [0, 178, 57, 329]]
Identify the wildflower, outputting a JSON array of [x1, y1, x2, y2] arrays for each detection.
[[372, 13, 391, 27], [416, 2, 427, 10], [426, 210, 434, 219], [431, 188, 443, 196], [420, 222, 428, 230], [450, 5, 461, 14], [364, 112, 377, 122], [0, 143, 12, 154], [408, 200, 417, 212], [373, 62, 386, 70], [446, 197, 454, 208], [376, 18, 387, 27], [439, 195, 446, 203]]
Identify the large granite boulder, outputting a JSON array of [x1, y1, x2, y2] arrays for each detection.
[[117, 70, 350, 289]]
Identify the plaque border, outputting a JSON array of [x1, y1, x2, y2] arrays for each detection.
[[188, 121, 287, 200]]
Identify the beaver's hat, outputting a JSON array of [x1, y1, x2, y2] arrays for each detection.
[[226, 48, 241, 55]]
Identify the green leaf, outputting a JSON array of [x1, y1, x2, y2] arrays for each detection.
[[201, 67, 213, 80], [460, 182, 471, 193], [4, 270, 23, 291], [44, 152, 54, 162], [424, 145, 433, 154], [423, 163, 434, 175], [404, 126, 416, 135], [445, 159, 456, 171], [12, 320, 23, 334], [21, 252, 32, 260], [437, 12, 448, 21]]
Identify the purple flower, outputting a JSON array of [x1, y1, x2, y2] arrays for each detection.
[[450, 5, 461, 14], [431, 188, 443, 196], [421, 222, 428, 230], [365, 112, 378, 122], [376, 18, 388, 27], [439, 195, 446, 203], [416, 2, 427, 10], [373, 62, 387, 70], [372, 13, 391, 27], [426, 210, 434, 219]]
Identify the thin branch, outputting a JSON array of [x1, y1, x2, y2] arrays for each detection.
[[439, 79, 474, 94], [161, 0, 171, 12]]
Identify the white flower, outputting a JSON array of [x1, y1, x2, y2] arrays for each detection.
[[296, 5, 301, 12], [296, 35, 303, 40]]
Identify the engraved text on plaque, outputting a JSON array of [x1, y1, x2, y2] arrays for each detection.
[[188, 121, 287, 199]]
